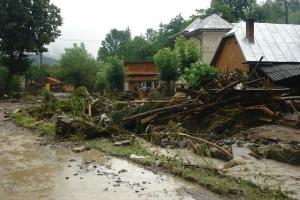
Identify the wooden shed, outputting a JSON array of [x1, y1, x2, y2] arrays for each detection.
[[124, 61, 160, 91], [211, 20, 300, 87]]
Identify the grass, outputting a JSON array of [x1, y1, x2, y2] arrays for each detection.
[[88, 138, 290, 200], [10, 111, 55, 136]]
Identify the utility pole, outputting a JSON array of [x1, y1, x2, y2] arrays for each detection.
[[39, 53, 43, 68], [284, 0, 289, 24]]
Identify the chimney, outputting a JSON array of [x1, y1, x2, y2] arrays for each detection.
[[246, 19, 254, 43]]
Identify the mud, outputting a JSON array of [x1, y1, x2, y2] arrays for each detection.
[[148, 141, 300, 199], [0, 102, 221, 200]]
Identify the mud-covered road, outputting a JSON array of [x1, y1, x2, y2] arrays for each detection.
[[0, 102, 222, 200]]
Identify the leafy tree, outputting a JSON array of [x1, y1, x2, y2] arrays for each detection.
[[0, 0, 62, 92], [59, 43, 99, 90], [175, 37, 202, 74], [104, 56, 125, 91], [193, 0, 257, 22], [0, 67, 21, 93], [97, 28, 131, 61], [183, 61, 219, 90], [25, 64, 49, 84], [154, 48, 179, 95], [126, 36, 156, 61], [157, 15, 189, 48], [95, 64, 108, 93], [252, 0, 300, 24]]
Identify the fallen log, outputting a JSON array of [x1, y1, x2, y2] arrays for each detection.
[[122, 100, 203, 122]]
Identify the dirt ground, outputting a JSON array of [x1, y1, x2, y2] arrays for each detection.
[[0, 101, 222, 200]]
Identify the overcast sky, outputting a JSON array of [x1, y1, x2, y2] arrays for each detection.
[[46, 0, 211, 59]]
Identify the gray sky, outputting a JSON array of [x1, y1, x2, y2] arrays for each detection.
[[46, 0, 211, 59]]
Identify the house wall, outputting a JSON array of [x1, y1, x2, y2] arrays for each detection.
[[202, 31, 229, 64], [190, 31, 228, 64], [124, 62, 159, 91], [212, 36, 249, 73]]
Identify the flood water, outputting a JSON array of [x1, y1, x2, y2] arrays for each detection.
[[0, 102, 221, 200]]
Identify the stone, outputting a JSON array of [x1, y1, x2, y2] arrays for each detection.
[[72, 146, 87, 153], [224, 139, 235, 145], [129, 154, 147, 160], [118, 169, 127, 174], [113, 140, 130, 146]]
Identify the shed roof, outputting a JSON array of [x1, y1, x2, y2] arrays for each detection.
[[259, 63, 300, 82], [224, 22, 300, 63]]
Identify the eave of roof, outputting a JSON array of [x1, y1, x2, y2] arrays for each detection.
[[258, 63, 300, 82]]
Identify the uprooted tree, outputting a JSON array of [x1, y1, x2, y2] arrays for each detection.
[[0, 0, 62, 92]]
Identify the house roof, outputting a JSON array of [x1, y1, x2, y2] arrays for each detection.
[[170, 14, 233, 38], [127, 76, 158, 81], [258, 63, 300, 82], [185, 14, 233, 34], [46, 77, 61, 85], [222, 22, 300, 63]]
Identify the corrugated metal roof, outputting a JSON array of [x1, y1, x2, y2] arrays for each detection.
[[227, 22, 300, 63], [259, 64, 300, 81], [184, 14, 233, 33]]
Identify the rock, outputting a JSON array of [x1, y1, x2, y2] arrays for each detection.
[[178, 140, 187, 148], [72, 146, 88, 153], [118, 169, 128, 174], [129, 154, 148, 160], [113, 184, 120, 187], [69, 159, 76, 162], [65, 177, 69, 180], [223, 158, 246, 169], [250, 144, 300, 164], [155, 160, 161, 167], [224, 139, 235, 145], [103, 188, 108, 191], [114, 140, 130, 146], [12, 108, 21, 114]]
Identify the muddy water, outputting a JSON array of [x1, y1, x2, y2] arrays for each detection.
[[0, 102, 221, 200]]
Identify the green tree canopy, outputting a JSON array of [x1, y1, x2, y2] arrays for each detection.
[[192, 0, 257, 22], [126, 36, 156, 61], [59, 43, 99, 90], [175, 37, 202, 74], [97, 28, 131, 61], [154, 48, 179, 95], [183, 61, 219, 90], [104, 56, 125, 91], [25, 64, 50, 83], [0, 0, 62, 91]]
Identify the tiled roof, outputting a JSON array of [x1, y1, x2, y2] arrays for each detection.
[[226, 22, 300, 63], [259, 64, 300, 81]]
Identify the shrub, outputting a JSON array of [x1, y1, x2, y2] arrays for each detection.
[[183, 61, 219, 90]]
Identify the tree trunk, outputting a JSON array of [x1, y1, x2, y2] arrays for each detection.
[[285, 0, 289, 24], [4, 71, 13, 94]]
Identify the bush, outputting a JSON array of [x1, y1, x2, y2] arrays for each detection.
[[183, 61, 219, 90], [0, 67, 22, 94]]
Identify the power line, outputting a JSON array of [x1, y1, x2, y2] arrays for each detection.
[[56, 38, 101, 43]]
